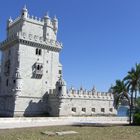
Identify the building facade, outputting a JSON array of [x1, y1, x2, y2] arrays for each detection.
[[0, 7, 117, 117]]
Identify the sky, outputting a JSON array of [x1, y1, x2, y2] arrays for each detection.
[[0, 0, 140, 92]]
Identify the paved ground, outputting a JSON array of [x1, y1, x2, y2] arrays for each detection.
[[0, 117, 129, 129]]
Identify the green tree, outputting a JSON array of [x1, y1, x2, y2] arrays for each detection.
[[123, 63, 140, 124], [135, 97, 140, 112], [111, 80, 130, 118], [111, 80, 131, 124], [124, 63, 140, 104]]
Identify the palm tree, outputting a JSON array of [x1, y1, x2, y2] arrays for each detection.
[[111, 80, 130, 110], [124, 64, 140, 101], [123, 63, 140, 124], [111, 80, 131, 123]]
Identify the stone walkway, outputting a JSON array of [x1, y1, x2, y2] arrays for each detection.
[[0, 117, 129, 129]]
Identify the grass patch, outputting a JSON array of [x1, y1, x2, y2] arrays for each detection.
[[0, 125, 140, 140]]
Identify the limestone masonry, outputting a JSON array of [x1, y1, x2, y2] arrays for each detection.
[[0, 6, 117, 117]]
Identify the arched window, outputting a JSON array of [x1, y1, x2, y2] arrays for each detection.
[[35, 48, 42, 55], [39, 49, 42, 55], [35, 48, 38, 55], [37, 65, 40, 70], [58, 86, 62, 91]]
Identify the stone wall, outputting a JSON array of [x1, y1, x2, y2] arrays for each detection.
[[0, 117, 129, 129], [47, 87, 117, 117]]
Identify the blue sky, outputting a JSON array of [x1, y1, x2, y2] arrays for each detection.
[[0, 0, 140, 91]]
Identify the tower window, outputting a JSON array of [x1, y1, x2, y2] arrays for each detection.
[[36, 48, 38, 55], [109, 108, 113, 112], [37, 65, 40, 70], [39, 49, 41, 55], [59, 70, 62, 74], [92, 108, 95, 112], [33, 63, 43, 78], [72, 107, 76, 113], [82, 108, 86, 112], [35, 48, 42, 55], [101, 108, 105, 113], [36, 64, 43, 71], [13, 79, 16, 84], [58, 86, 62, 91]]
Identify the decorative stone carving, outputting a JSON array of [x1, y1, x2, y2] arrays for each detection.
[[39, 37, 43, 43], [22, 32, 26, 38], [29, 34, 33, 40], [34, 35, 38, 41]]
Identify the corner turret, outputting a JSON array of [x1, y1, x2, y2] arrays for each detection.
[[7, 17, 13, 26], [21, 5, 28, 19], [44, 12, 51, 25], [52, 16, 58, 34], [15, 68, 22, 92], [56, 76, 67, 96]]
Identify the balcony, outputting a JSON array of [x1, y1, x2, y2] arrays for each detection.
[[33, 63, 43, 79]]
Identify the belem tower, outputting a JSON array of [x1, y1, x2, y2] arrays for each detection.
[[0, 6, 117, 117]]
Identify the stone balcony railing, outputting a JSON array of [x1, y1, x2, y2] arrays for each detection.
[[34, 70, 43, 75]]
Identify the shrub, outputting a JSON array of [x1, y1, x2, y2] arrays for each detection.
[[133, 113, 140, 125]]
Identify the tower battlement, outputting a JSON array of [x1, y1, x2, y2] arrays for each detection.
[[8, 14, 57, 29], [7, 6, 58, 42], [49, 88, 113, 100], [66, 89, 113, 100]]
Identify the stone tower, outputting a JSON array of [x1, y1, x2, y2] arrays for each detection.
[[0, 6, 63, 116]]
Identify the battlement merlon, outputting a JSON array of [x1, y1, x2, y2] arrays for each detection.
[[6, 6, 59, 42], [65, 89, 113, 100], [55, 82, 114, 100]]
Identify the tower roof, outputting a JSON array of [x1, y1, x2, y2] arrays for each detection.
[[44, 12, 50, 19], [53, 15, 58, 21]]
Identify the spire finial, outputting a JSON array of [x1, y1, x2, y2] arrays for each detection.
[[44, 12, 50, 19], [24, 4, 26, 9], [80, 85, 83, 91], [92, 85, 96, 92], [22, 4, 27, 11], [53, 15, 58, 21], [8, 16, 13, 22]]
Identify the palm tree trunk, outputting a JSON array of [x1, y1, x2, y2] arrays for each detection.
[[134, 90, 137, 113], [135, 90, 137, 105], [129, 92, 134, 124]]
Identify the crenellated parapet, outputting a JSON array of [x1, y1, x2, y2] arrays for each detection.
[[52, 77, 114, 100], [8, 13, 57, 29], [7, 6, 58, 40], [62, 88, 113, 100]]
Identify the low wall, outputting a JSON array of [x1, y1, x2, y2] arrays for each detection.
[[0, 117, 129, 129]]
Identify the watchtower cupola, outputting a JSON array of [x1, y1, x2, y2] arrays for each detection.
[[21, 5, 28, 19], [44, 13, 51, 25]]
